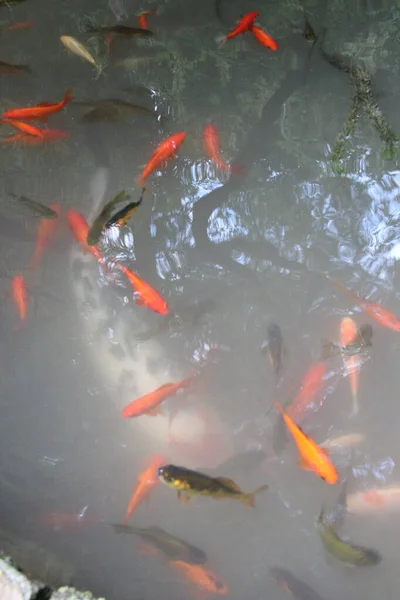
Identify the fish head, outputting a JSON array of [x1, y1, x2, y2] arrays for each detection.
[[157, 464, 182, 486]]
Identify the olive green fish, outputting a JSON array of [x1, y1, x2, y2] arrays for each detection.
[[262, 323, 284, 377], [10, 194, 58, 219], [270, 566, 326, 600], [87, 190, 130, 246], [321, 324, 373, 360], [158, 464, 268, 507], [105, 199, 142, 229], [85, 25, 153, 37], [111, 523, 207, 564]]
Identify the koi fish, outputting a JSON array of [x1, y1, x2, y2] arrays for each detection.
[[346, 486, 400, 514], [123, 454, 165, 522], [249, 25, 278, 51], [117, 264, 168, 314], [320, 432, 365, 451], [1, 129, 69, 144], [270, 567, 326, 600], [261, 323, 284, 377], [203, 123, 243, 174], [2, 88, 73, 121], [321, 323, 373, 360], [138, 10, 155, 30], [87, 190, 130, 246], [60, 36, 100, 71], [29, 203, 61, 270], [1, 118, 44, 137], [158, 464, 268, 506], [274, 402, 338, 483], [216, 10, 259, 44], [171, 560, 229, 595], [329, 276, 400, 332], [121, 375, 194, 419], [105, 199, 142, 228], [11, 274, 27, 323], [67, 209, 104, 263], [138, 132, 186, 187]]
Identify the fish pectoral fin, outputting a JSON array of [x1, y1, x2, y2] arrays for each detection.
[[145, 406, 162, 417], [297, 458, 313, 471], [177, 491, 191, 504], [215, 477, 242, 492]]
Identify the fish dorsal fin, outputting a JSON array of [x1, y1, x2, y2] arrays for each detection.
[[215, 476, 242, 492]]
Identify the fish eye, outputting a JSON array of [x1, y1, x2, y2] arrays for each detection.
[[320, 475, 326, 482]]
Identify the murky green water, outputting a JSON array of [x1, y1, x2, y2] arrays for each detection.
[[1, 0, 400, 599]]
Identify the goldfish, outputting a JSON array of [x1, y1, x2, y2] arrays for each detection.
[[321, 323, 373, 360], [217, 10, 259, 44], [112, 523, 207, 564], [117, 263, 168, 314], [0, 59, 30, 73], [274, 402, 338, 483], [346, 486, 400, 514], [138, 10, 155, 30], [29, 203, 61, 270], [262, 323, 284, 377], [203, 123, 243, 174], [123, 454, 165, 522], [105, 199, 142, 228], [1, 118, 44, 138], [138, 132, 186, 187], [11, 274, 27, 323], [2, 130, 68, 144], [87, 190, 130, 246], [158, 464, 268, 506], [60, 36, 101, 71], [122, 375, 193, 419], [67, 209, 104, 263], [270, 567, 326, 600], [249, 25, 278, 51], [287, 361, 327, 422], [329, 276, 400, 332], [2, 88, 73, 121], [171, 560, 229, 595]]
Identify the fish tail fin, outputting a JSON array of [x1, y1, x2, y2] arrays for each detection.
[[320, 339, 339, 360], [64, 88, 73, 105], [241, 484, 268, 507], [215, 34, 227, 45], [274, 401, 285, 417]]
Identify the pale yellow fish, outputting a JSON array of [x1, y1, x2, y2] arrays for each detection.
[[347, 485, 400, 514], [60, 36, 100, 71], [320, 432, 366, 451]]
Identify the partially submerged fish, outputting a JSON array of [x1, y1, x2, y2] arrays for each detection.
[[0, 59, 30, 73], [111, 523, 207, 564], [346, 486, 400, 514], [303, 18, 316, 42], [320, 432, 365, 451], [11, 274, 27, 324], [262, 323, 284, 377], [3, 88, 72, 120], [321, 323, 373, 360], [270, 567, 326, 600], [158, 464, 268, 506], [170, 560, 229, 595], [10, 194, 58, 219], [105, 199, 142, 228], [117, 264, 168, 315], [121, 375, 194, 419], [123, 454, 165, 522], [87, 190, 130, 246]]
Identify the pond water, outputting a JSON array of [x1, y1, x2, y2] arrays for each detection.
[[1, 0, 400, 599]]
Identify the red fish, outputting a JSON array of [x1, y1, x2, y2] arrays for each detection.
[[121, 375, 194, 419], [117, 263, 168, 314], [286, 361, 327, 422], [2, 21, 34, 32], [171, 560, 229, 595], [203, 124, 243, 174], [67, 209, 104, 263], [1, 118, 44, 138], [123, 454, 166, 523], [11, 274, 27, 323], [329, 276, 400, 332], [30, 203, 61, 270], [138, 9, 155, 29], [249, 25, 278, 51], [217, 10, 259, 44], [3, 88, 73, 121], [138, 132, 186, 187]]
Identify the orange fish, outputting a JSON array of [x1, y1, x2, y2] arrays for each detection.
[[30, 203, 61, 270], [171, 560, 229, 595], [286, 361, 327, 423], [138, 131, 186, 187], [217, 10, 259, 44], [2, 21, 34, 31], [203, 124, 243, 174], [11, 274, 27, 324], [340, 317, 359, 415], [67, 209, 104, 263], [1, 130, 68, 145], [249, 25, 278, 51], [275, 402, 338, 484], [121, 375, 193, 419], [329, 276, 400, 332], [2, 88, 73, 121], [138, 9, 155, 29], [1, 118, 44, 138], [117, 263, 168, 314], [123, 454, 166, 523]]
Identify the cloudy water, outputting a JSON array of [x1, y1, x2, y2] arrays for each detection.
[[1, 0, 400, 598]]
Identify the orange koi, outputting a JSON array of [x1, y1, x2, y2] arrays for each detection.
[[286, 361, 327, 422], [121, 375, 193, 419], [29, 203, 61, 270], [203, 123, 243, 174], [2, 88, 73, 121], [171, 560, 229, 595], [117, 263, 168, 314], [123, 454, 166, 523], [138, 9, 155, 29], [11, 274, 27, 324], [67, 209, 104, 263], [340, 317, 359, 415], [1, 118, 44, 137], [138, 131, 186, 187], [275, 402, 338, 484], [217, 10, 259, 44], [249, 25, 278, 50], [2, 21, 34, 31], [329, 276, 400, 332], [1, 130, 68, 145]]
